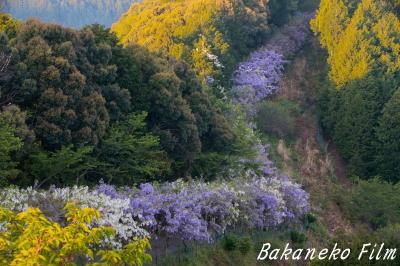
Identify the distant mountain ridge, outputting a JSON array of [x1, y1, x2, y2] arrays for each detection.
[[2, 0, 136, 28]]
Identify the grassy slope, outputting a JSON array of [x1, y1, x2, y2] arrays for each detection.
[[268, 38, 355, 240]]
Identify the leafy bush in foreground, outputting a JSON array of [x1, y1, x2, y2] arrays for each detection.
[[0, 203, 151, 265]]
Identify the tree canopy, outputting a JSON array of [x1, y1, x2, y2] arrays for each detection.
[[314, 0, 400, 182], [311, 0, 400, 86], [0, 17, 242, 185], [112, 0, 283, 85]]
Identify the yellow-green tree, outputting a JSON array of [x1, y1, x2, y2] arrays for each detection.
[[112, 0, 270, 83], [311, 0, 400, 86], [310, 0, 351, 52], [314, 0, 400, 181], [0, 203, 151, 266]]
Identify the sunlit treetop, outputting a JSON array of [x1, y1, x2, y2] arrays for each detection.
[[311, 0, 400, 86], [112, 0, 271, 82]]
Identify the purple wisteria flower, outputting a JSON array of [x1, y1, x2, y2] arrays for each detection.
[[94, 176, 309, 243], [233, 50, 285, 104], [231, 12, 312, 116]]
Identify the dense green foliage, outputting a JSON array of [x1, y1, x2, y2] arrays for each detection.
[[375, 89, 400, 182], [97, 112, 170, 185], [269, 0, 299, 26], [312, 225, 400, 266], [112, 0, 299, 86], [319, 77, 396, 179], [0, 119, 22, 184], [0, 16, 248, 186], [320, 178, 400, 265], [313, 0, 400, 182], [337, 178, 400, 229]]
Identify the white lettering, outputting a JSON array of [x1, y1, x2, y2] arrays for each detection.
[[269, 248, 280, 260], [383, 248, 396, 260], [319, 248, 329, 260], [292, 249, 303, 260], [358, 243, 371, 260], [280, 244, 292, 260], [341, 249, 351, 260], [328, 243, 341, 260], [257, 243, 271, 260], [304, 248, 316, 260]]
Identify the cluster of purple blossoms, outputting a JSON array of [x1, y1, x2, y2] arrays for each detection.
[[0, 176, 309, 246], [97, 177, 309, 243], [226, 13, 312, 228], [231, 13, 312, 117], [232, 50, 285, 107], [230, 12, 312, 170]]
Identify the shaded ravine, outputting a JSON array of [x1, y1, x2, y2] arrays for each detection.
[[273, 36, 354, 237]]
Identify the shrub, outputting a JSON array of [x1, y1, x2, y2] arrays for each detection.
[[0, 203, 152, 265], [340, 178, 400, 229], [256, 100, 300, 139], [221, 234, 238, 251], [238, 237, 252, 255], [0, 176, 309, 245], [290, 230, 308, 245], [304, 213, 317, 228]]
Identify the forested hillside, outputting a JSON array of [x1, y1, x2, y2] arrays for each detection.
[[112, 0, 300, 87], [2, 0, 135, 28], [308, 2, 400, 264], [311, 0, 400, 181], [0, 0, 305, 186], [0, 1, 316, 264], [0, 13, 256, 185], [1, 0, 400, 265]]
